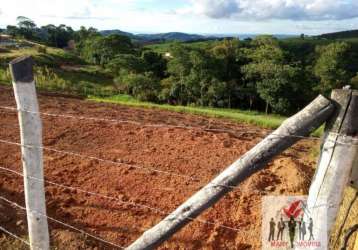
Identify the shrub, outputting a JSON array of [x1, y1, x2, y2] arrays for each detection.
[[115, 71, 160, 102], [36, 46, 47, 54]]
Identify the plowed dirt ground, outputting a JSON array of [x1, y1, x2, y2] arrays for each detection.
[[0, 86, 318, 249]]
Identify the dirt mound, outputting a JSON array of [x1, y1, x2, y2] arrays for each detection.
[[0, 86, 318, 249]]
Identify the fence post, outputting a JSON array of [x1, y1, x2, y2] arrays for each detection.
[[305, 89, 358, 248], [126, 95, 335, 250], [9, 56, 50, 250]]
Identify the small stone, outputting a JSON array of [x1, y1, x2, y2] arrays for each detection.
[[16, 220, 23, 226]]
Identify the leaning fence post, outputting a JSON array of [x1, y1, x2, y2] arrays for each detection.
[[305, 89, 358, 248], [126, 95, 335, 250], [9, 56, 50, 250]]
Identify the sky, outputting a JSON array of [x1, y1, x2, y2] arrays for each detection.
[[0, 0, 358, 35]]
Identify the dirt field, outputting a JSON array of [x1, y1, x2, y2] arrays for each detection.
[[0, 86, 319, 249]]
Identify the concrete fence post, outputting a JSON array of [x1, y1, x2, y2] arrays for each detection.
[[9, 56, 50, 250]]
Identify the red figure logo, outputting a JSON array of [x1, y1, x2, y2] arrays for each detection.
[[283, 200, 303, 218]]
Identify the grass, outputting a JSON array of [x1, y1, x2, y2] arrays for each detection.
[[0, 43, 114, 95], [89, 94, 325, 136], [89, 94, 286, 129]]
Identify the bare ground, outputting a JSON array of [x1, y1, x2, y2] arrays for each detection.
[[0, 86, 319, 249]]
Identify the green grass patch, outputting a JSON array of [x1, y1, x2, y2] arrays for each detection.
[[89, 94, 286, 129], [89, 94, 325, 137]]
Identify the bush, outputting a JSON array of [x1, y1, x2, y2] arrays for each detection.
[[0, 68, 11, 83], [34, 66, 69, 91], [115, 71, 160, 102], [36, 46, 47, 54]]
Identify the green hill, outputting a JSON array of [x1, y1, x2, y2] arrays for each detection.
[[0, 40, 114, 95], [317, 29, 358, 40]]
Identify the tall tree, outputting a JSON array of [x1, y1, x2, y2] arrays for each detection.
[[242, 36, 300, 114], [314, 42, 352, 94], [80, 34, 134, 65], [16, 16, 36, 39]]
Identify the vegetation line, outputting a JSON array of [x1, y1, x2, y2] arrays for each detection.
[[89, 94, 286, 129], [89, 95, 324, 137]]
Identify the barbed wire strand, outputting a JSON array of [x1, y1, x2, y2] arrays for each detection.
[[3, 105, 358, 144], [0, 105, 326, 141], [0, 195, 125, 249], [0, 163, 339, 245], [0, 138, 198, 181], [0, 138, 245, 191], [0, 132, 357, 194], [0, 166, 243, 233], [0, 225, 30, 247]]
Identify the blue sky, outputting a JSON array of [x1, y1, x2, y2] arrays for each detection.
[[1, 0, 358, 35]]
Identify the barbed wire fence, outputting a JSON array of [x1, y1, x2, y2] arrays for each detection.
[[0, 105, 333, 249], [0, 57, 357, 249], [0, 108, 347, 249]]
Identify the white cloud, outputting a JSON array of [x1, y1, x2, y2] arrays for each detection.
[[180, 0, 358, 21], [1, 0, 358, 35]]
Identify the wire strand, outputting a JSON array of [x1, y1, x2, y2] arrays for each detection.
[[0, 195, 125, 249], [0, 138, 199, 181], [0, 166, 242, 233], [0, 225, 30, 247], [4, 105, 358, 144], [0, 105, 325, 141], [0, 138, 244, 190]]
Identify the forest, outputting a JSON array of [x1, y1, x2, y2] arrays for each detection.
[[1, 16, 358, 115]]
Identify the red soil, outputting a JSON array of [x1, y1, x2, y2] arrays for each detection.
[[0, 86, 318, 249]]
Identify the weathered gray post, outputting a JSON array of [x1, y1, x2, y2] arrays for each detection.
[[305, 89, 358, 248], [9, 56, 50, 250], [126, 95, 335, 250]]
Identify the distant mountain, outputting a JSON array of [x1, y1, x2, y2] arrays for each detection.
[[317, 29, 358, 40], [100, 29, 298, 43], [100, 30, 206, 42], [136, 32, 205, 42], [100, 29, 137, 39]]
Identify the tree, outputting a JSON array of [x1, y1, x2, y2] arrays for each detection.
[[115, 72, 160, 102], [16, 16, 36, 39], [17, 16, 36, 30], [74, 26, 99, 42], [211, 38, 246, 108], [243, 62, 300, 114], [314, 42, 352, 94], [142, 51, 167, 78], [80, 34, 134, 65], [6, 25, 19, 37], [164, 44, 222, 106], [165, 43, 193, 105], [107, 54, 146, 74], [242, 36, 300, 114], [41, 24, 74, 48]]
